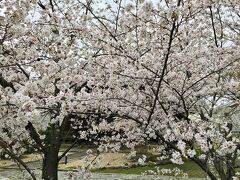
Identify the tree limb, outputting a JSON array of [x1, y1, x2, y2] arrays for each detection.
[[25, 121, 45, 152], [0, 74, 17, 93], [0, 138, 37, 180]]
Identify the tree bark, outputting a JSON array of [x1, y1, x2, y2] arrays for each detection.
[[41, 124, 62, 180], [42, 148, 59, 180], [190, 157, 217, 180], [26, 116, 72, 180]]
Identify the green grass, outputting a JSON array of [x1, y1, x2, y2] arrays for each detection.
[[92, 160, 207, 178], [61, 143, 207, 178]]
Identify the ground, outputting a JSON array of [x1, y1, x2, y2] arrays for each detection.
[[0, 144, 207, 179]]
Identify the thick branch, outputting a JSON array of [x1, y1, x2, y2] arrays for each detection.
[[49, 0, 54, 12], [25, 121, 45, 152], [146, 1, 181, 124], [190, 156, 217, 180], [0, 138, 37, 180], [0, 74, 17, 93]]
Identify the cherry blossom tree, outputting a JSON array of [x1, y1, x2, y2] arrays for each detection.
[[0, 0, 240, 180]]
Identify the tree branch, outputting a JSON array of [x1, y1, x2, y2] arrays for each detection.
[[58, 140, 78, 161], [0, 74, 17, 93], [16, 63, 29, 79], [146, 1, 180, 124], [0, 138, 37, 180], [25, 121, 45, 152]]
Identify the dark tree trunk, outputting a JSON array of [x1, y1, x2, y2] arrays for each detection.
[[41, 124, 62, 180], [42, 149, 59, 180], [26, 116, 73, 180]]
